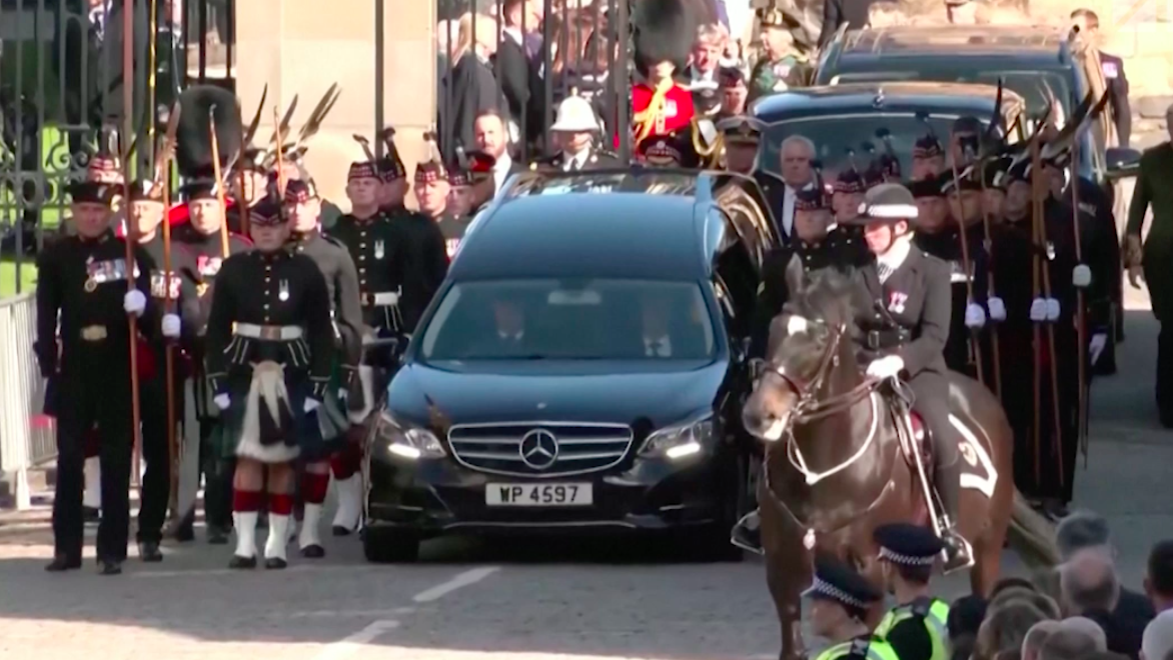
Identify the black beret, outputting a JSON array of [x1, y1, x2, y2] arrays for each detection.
[[69, 181, 116, 205], [874, 523, 945, 566], [182, 178, 221, 201]]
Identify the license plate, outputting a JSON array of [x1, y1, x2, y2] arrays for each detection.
[[485, 483, 593, 506]]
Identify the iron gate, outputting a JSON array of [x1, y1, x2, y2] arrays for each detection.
[[0, 0, 232, 295]]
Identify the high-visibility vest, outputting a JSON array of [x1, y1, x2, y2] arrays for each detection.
[[876, 596, 951, 660], [814, 636, 901, 660]]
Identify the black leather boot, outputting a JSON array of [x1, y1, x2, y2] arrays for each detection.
[[936, 461, 972, 573]]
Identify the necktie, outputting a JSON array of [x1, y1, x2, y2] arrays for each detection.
[[877, 263, 892, 283]]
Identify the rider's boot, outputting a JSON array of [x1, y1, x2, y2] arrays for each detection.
[[936, 460, 973, 573], [731, 508, 763, 555]]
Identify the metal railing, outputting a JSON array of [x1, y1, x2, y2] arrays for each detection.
[[0, 292, 53, 510]]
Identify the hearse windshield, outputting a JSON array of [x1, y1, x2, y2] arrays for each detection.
[[761, 112, 989, 180], [420, 279, 717, 362], [827, 68, 1073, 118]]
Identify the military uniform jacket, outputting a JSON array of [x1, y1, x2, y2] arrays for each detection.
[[748, 55, 810, 103], [532, 147, 622, 172], [203, 250, 335, 398], [437, 215, 474, 259], [290, 231, 365, 370], [328, 212, 408, 330], [752, 170, 789, 242], [389, 211, 450, 332], [855, 248, 952, 377], [172, 223, 253, 335], [750, 229, 872, 356], [34, 231, 156, 379], [137, 232, 201, 349]]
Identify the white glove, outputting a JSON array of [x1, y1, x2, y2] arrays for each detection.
[[124, 290, 147, 317], [1030, 298, 1048, 322], [1089, 333, 1108, 365], [866, 355, 905, 380], [304, 398, 321, 414], [1072, 264, 1092, 288], [161, 313, 181, 339], [1045, 298, 1061, 321], [212, 393, 230, 410], [338, 389, 348, 401], [987, 297, 1007, 322], [965, 303, 987, 329]]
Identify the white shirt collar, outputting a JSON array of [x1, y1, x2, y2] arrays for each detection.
[[503, 26, 524, 45], [877, 237, 912, 279]]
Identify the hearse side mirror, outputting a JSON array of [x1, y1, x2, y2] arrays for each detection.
[[1105, 147, 1142, 180]]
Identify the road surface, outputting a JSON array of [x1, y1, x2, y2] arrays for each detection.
[[0, 285, 1167, 660]]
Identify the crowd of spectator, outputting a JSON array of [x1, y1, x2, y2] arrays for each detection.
[[946, 511, 1173, 660]]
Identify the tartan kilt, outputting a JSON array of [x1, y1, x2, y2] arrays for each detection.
[[211, 368, 324, 464], [301, 361, 350, 462]]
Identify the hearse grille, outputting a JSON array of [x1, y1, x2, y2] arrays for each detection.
[[447, 423, 634, 477]]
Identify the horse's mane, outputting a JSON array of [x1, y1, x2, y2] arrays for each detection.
[[791, 266, 863, 337]]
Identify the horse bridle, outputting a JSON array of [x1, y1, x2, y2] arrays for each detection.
[[752, 317, 876, 424]]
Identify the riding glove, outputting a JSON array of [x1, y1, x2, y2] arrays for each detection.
[[987, 297, 1007, 322], [866, 355, 905, 379], [965, 303, 986, 329], [1072, 264, 1092, 288], [124, 290, 147, 317], [1089, 333, 1108, 365]]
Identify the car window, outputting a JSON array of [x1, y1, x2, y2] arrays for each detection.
[[827, 68, 1072, 119], [420, 279, 717, 361], [760, 112, 991, 180]]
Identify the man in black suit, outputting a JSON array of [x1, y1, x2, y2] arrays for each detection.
[[474, 109, 526, 196], [818, 0, 875, 47], [497, 0, 545, 153], [1071, 8, 1132, 147]]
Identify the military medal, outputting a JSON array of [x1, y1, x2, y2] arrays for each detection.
[[84, 278, 98, 293], [374, 240, 385, 260], [279, 280, 290, 302]]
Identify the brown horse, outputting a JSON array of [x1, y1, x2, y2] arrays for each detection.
[[741, 261, 1059, 660]]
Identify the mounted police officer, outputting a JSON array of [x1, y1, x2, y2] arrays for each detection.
[[874, 523, 952, 660], [845, 183, 971, 572], [805, 555, 899, 660], [35, 180, 157, 575]]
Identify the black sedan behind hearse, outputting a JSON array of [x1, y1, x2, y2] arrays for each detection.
[[363, 169, 779, 563]]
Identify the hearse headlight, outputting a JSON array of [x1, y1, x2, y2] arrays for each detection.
[[375, 410, 445, 460], [640, 415, 714, 460]]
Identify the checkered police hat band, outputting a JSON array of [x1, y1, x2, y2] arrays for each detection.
[[879, 546, 937, 566], [809, 577, 868, 609]]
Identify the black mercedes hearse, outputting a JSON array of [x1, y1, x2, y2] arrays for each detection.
[[363, 169, 779, 562]]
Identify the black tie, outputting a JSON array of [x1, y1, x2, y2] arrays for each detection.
[[877, 263, 892, 282]]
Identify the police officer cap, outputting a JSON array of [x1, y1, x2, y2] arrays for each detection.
[[847, 183, 919, 224], [803, 554, 883, 612], [717, 116, 765, 144], [874, 523, 945, 566], [70, 180, 116, 205]]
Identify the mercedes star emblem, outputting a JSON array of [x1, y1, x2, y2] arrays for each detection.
[[519, 429, 559, 470]]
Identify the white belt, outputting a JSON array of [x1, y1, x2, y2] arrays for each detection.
[[235, 324, 304, 340], [369, 291, 399, 306]]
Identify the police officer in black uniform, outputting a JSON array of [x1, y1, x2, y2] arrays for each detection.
[[36, 181, 157, 575], [128, 178, 200, 562], [847, 183, 971, 572], [530, 94, 621, 172], [873, 523, 952, 660], [172, 178, 253, 545]]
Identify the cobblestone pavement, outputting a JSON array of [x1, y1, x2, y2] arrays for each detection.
[[0, 299, 1168, 660]]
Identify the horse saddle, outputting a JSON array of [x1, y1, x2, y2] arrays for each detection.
[[887, 395, 935, 478]]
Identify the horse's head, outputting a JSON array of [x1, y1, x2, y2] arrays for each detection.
[[742, 256, 860, 441]]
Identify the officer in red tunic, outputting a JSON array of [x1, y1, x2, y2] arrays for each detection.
[[627, 0, 698, 150]]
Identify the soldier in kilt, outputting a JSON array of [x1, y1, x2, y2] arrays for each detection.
[[283, 180, 365, 555], [204, 200, 335, 569]]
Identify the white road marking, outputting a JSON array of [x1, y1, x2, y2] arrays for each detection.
[[412, 566, 501, 603], [288, 607, 416, 619], [311, 619, 400, 660]]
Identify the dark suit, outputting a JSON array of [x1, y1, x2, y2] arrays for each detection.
[[1099, 52, 1131, 147], [440, 52, 508, 159], [496, 33, 545, 151], [818, 0, 874, 47]]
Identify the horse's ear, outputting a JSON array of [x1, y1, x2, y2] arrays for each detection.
[[784, 253, 806, 298]]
